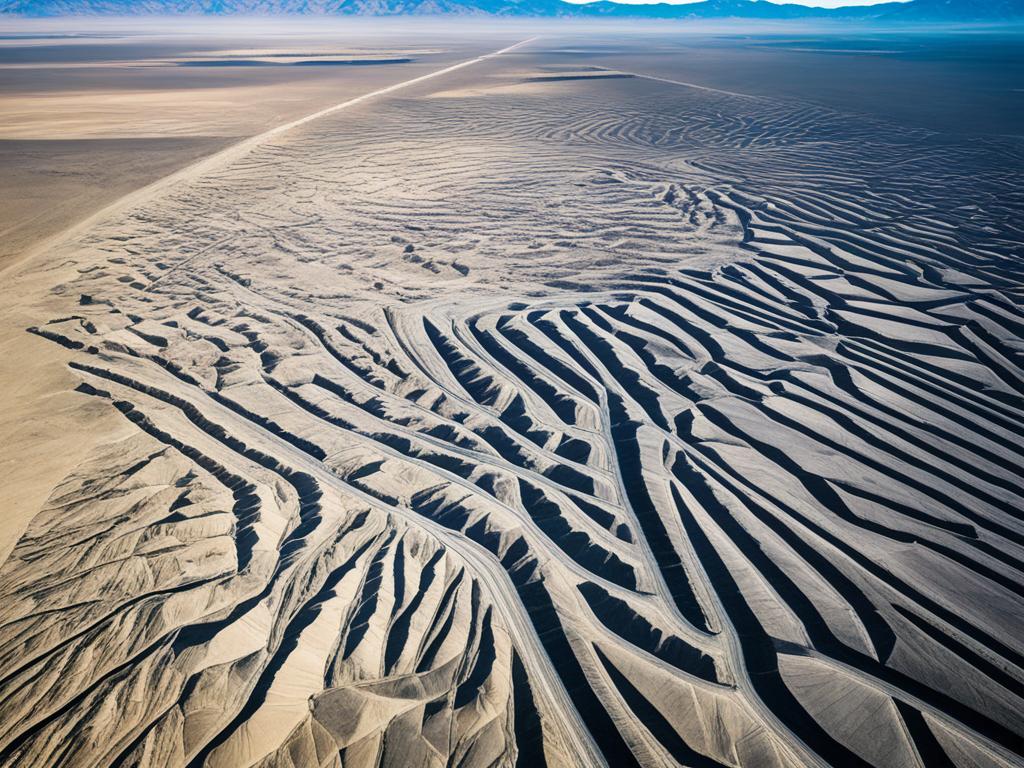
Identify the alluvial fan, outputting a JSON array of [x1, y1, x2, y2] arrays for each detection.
[[2, 40, 1023, 768]]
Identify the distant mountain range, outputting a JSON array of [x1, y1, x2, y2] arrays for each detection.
[[2, 0, 1023, 22]]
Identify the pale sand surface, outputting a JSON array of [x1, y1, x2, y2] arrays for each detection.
[[0, 26, 1023, 768], [0, 30, 489, 269], [0, 138, 234, 267], [0, 31, 500, 559]]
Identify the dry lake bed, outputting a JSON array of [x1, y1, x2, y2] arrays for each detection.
[[0, 22, 1022, 768]]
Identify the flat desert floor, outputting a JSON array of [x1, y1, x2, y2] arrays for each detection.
[[0, 24, 1022, 768]]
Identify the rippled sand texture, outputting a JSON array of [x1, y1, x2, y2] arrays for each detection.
[[2, 37, 1024, 768]]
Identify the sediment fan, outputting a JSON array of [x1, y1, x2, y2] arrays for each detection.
[[2, 0, 1023, 20]]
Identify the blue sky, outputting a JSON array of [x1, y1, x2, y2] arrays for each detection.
[[572, 0, 898, 5]]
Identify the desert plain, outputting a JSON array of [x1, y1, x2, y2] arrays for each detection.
[[0, 21, 1022, 768]]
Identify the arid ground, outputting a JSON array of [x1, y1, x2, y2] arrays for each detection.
[[0, 23, 1022, 768]]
